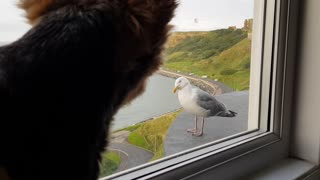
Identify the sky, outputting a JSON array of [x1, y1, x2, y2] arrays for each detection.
[[171, 0, 254, 31], [0, 0, 254, 42]]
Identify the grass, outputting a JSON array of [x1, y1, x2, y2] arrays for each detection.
[[127, 110, 182, 161], [99, 151, 121, 177], [165, 31, 209, 49], [165, 29, 247, 61], [164, 37, 252, 91], [127, 131, 148, 148]]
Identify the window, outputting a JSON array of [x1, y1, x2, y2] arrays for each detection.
[[0, 0, 299, 179], [101, 0, 258, 178], [101, 0, 299, 179]]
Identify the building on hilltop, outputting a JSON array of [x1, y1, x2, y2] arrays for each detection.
[[243, 19, 253, 40], [228, 26, 237, 30], [243, 19, 253, 32]]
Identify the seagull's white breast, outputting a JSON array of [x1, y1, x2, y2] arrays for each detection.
[[178, 88, 208, 116]]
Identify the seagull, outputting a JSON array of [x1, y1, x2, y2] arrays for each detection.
[[173, 77, 237, 136]]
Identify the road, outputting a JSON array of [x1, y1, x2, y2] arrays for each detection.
[[159, 69, 233, 94], [107, 131, 153, 172], [108, 142, 153, 170]]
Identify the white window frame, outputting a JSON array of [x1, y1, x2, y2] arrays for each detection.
[[101, 0, 299, 179]]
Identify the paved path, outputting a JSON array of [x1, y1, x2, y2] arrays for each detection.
[[159, 69, 233, 94], [108, 142, 153, 170], [107, 131, 153, 172], [107, 148, 129, 173], [165, 91, 248, 155]]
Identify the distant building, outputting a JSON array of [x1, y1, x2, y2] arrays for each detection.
[[243, 19, 253, 32], [228, 26, 237, 30], [243, 19, 253, 40]]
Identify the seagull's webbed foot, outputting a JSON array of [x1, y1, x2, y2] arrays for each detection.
[[187, 128, 198, 133], [192, 131, 203, 136]]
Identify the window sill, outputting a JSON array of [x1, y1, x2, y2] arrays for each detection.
[[101, 130, 283, 180], [243, 158, 319, 180]]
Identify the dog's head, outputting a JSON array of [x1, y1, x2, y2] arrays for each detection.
[[18, 0, 177, 106], [113, 0, 178, 104]]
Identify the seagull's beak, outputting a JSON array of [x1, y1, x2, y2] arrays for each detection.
[[173, 86, 180, 93]]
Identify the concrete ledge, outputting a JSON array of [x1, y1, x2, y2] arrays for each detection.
[[165, 91, 249, 156]]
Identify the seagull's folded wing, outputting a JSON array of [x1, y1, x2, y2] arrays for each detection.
[[195, 89, 227, 116]]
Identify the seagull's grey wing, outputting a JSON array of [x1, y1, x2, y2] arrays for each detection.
[[195, 89, 227, 116]]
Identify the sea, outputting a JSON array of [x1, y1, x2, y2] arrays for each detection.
[[112, 74, 181, 130]]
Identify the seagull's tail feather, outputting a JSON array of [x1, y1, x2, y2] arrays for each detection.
[[217, 110, 237, 117]]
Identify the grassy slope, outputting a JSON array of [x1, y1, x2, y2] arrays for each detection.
[[99, 151, 122, 177], [165, 31, 208, 49], [127, 110, 182, 161], [165, 29, 247, 62], [164, 30, 251, 91], [208, 38, 251, 90]]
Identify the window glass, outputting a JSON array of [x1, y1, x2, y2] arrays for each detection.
[[106, 0, 254, 177], [0, 0, 256, 178]]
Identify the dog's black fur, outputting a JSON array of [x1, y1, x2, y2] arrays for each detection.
[[0, 0, 177, 179]]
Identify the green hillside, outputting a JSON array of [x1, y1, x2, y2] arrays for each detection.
[[165, 31, 209, 49], [164, 29, 251, 91], [165, 29, 247, 61]]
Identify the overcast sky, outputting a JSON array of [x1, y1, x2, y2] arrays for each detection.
[[171, 0, 254, 31], [0, 0, 253, 42]]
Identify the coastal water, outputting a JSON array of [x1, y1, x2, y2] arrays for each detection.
[[112, 74, 181, 130]]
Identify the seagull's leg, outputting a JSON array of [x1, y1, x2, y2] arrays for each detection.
[[187, 115, 198, 133], [193, 116, 204, 136]]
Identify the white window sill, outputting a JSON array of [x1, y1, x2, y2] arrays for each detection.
[[243, 158, 319, 180]]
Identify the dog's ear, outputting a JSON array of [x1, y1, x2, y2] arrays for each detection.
[[126, 0, 178, 36], [18, 0, 55, 25]]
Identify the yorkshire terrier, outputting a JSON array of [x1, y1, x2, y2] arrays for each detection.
[[0, 0, 177, 179]]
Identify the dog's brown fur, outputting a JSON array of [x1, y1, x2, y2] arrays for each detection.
[[18, 0, 54, 25], [0, 0, 177, 179]]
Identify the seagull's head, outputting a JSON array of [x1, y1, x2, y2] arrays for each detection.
[[173, 77, 190, 93]]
